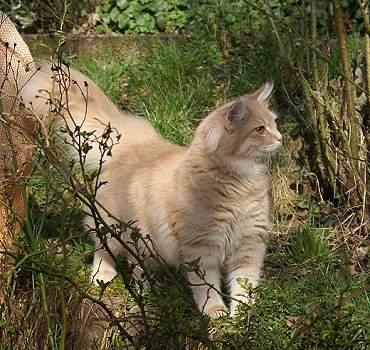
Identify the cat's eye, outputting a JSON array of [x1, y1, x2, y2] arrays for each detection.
[[255, 126, 266, 134]]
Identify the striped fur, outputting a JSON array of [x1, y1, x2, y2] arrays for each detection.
[[21, 66, 282, 317]]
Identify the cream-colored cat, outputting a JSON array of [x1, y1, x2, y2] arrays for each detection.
[[22, 64, 282, 318]]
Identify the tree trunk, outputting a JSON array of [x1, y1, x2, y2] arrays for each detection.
[[332, 0, 359, 157]]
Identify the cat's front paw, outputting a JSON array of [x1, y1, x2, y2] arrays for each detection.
[[230, 296, 254, 317], [91, 267, 117, 284], [204, 303, 228, 319]]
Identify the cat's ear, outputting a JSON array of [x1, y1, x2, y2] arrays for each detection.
[[225, 99, 248, 128], [250, 81, 274, 102]]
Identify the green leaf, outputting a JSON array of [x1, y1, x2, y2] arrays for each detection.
[[149, 0, 168, 12], [236, 277, 252, 290], [117, 0, 129, 10], [118, 13, 129, 29], [110, 7, 120, 22], [136, 13, 156, 33], [127, 1, 142, 15], [82, 143, 93, 154], [100, 0, 112, 13], [139, 0, 152, 5]]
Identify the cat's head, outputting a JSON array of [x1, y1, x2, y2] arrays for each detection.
[[197, 82, 282, 167]]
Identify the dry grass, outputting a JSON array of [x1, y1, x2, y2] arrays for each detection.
[[269, 136, 300, 220]]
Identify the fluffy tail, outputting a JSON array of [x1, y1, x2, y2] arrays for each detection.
[[20, 62, 159, 168]]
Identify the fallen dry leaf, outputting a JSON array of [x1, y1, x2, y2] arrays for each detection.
[[285, 315, 299, 329]]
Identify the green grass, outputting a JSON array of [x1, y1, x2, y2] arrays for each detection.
[[210, 227, 369, 349], [70, 37, 283, 145], [221, 269, 369, 349], [72, 39, 220, 145], [71, 56, 128, 106]]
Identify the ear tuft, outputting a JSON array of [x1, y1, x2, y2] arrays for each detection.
[[225, 99, 247, 127], [252, 81, 274, 102], [204, 122, 223, 153]]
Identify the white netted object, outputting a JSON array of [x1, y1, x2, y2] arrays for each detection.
[[0, 11, 36, 240]]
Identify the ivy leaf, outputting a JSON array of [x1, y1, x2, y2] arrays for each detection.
[[100, 0, 112, 13], [100, 12, 111, 25], [149, 0, 168, 12], [139, 0, 152, 6], [110, 7, 120, 22], [117, 0, 129, 10], [118, 13, 129, 29]]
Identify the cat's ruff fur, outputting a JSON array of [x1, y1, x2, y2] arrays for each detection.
[[21, 64, 282, 318]]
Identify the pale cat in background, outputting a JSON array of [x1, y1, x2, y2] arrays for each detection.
[[21, 65, 282, 317]]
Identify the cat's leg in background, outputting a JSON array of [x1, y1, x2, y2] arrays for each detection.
[[183, 248, 227, 318], [226, 234, 266, 316], [85, 215, 123, 284], [91, 243, 121, 283]]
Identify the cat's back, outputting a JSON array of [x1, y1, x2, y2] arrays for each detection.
[[106, 137, 185, 174], [98, 137, 186, 211]]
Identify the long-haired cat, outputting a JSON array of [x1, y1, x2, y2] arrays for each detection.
[[22, 64, 282, 317]]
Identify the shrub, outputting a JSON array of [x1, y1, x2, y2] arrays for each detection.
[[96, 0, 189, 34]]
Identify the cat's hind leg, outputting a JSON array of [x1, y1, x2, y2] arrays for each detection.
[[91, 246, 119, 283], [85, 215, 123, 284]]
